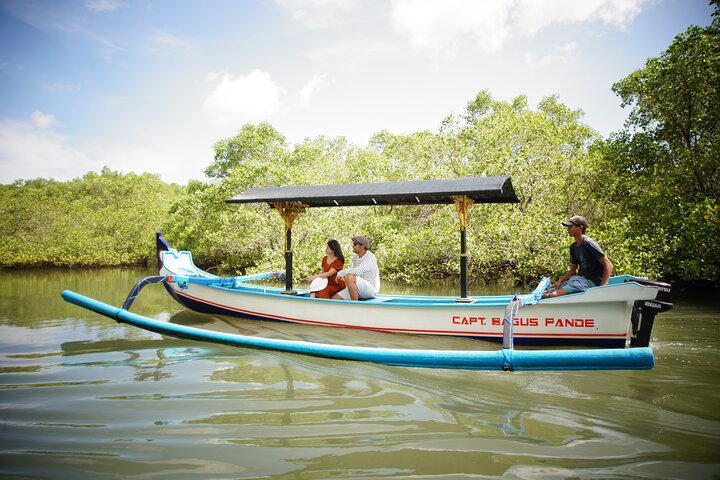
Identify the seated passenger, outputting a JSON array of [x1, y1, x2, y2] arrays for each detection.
[[306, 239, 346, 299], [333, 235, 380, 301], [544, 216, 613, 298]]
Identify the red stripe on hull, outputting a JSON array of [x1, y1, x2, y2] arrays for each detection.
[[174, 289, 627, 340]]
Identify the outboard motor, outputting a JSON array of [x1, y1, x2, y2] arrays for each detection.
[[626, 278, 673, 347]]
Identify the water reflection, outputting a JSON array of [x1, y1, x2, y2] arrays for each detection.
[[1, 268, 719, 479], [0, 267, 180, 327]]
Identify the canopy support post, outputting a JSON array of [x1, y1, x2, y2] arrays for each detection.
[[273, 202, 308, 295], [451, 195, 474, 303]]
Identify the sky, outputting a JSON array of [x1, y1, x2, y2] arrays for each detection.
[[0, 0, 714, 185]]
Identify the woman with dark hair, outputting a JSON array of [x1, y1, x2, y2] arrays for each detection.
[[306, 239, 346, 299]]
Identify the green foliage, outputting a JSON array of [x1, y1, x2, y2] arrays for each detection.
[[165, 68, 715, 286], [0, 168, 181, 268], [595, 8, 720, 283], [165, 97, 602, 286], [611, 19, 719, 200], [436, 93, 602, 283]]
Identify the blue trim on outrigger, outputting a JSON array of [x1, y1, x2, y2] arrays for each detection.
[[61, 290, 655, 371]]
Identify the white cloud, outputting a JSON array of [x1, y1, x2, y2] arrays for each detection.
[[273, 0, 360, 29], [85, 0, 123, 13], [595, 0, 644, 28], [31, 111, 56, 129], [526, 42, 577, 67], [203, 70, 285, 123], [149, 31, 196, 53], [512, 0, 643, 35], [390, 0, 645, 55], [83, 142, 203, 185], [42, 83, 81, 92], [0, 119, 96, 183], [0, 115, 209, 184], [391, 0, 513, 56], [307, 38, 403, 73], [4, 0, 120, 53], [300, 73, 331, 105]]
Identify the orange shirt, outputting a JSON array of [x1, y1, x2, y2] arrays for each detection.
[[322, 256, 343, 284], [316, 256, 345, 299]]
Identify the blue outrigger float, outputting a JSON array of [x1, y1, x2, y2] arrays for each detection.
[[62, 176, 672, 371]]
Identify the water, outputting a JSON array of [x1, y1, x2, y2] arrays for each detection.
[[1, 268, 719, 479]]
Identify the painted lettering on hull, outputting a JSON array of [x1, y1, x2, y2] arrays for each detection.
[[544, 318, 595, 328], [490, 317, 539, 327], [451, 315, 596, 329], [452, 316, 487, 326]]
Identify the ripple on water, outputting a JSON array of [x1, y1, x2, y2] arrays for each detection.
[[2, 271, 720, 479]]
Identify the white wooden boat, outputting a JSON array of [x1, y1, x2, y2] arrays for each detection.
[[61, 177, 672, 370], [152, 176, 671, 348], [60, 289, 658, 371], [156, 235, 669, 348]]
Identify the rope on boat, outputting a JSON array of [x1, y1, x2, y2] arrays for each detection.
[[500, 278, 550, 370], [501, 295, 521, 370]]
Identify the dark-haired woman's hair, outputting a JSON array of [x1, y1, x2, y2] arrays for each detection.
[[327, 239, 344, 264]]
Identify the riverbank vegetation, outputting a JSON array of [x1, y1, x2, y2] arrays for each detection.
[[0, 169, 182, 267], [2, 11, 718, 286]]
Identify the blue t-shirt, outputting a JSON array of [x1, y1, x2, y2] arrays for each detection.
[[569, 237, 606, 286]]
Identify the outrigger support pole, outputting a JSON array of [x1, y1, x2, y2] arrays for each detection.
[[272, 202, 308, 295], [451, 195, 475, 303]]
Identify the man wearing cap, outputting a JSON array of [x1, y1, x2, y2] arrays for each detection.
[[544, 215, 613, 298], [333, 235, 380, 301]]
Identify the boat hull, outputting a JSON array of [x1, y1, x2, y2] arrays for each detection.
[[159, 255, 659, 347], [60, 289, 656, 371]]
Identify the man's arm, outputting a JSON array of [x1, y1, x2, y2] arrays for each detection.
[[338, 254, 376, 278], [599, 256, 613, 286], [552, 264, 579, 288], [308, 268, 339, 281]]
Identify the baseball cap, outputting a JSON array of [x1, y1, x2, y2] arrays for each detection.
[[352, 235, 370, 248], [562, 215, 589, 228]]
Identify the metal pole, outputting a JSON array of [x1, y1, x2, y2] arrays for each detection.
[[273, 202, 307, 295], [283, 227, 294, 294], [460, 229, 468, 299], [452, 195, 474, 303]]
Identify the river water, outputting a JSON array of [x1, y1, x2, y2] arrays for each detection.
[[1, 268, 719, 479]]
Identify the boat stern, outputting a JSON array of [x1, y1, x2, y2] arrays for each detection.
[[625, 277, 673, 347]]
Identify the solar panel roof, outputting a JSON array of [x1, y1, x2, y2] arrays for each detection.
[[226, 176, 518, 207]]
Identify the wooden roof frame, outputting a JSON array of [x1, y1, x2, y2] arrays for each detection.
[[226, 176, 518, 300]]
